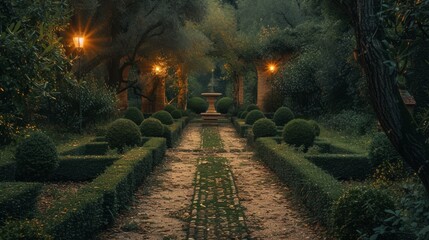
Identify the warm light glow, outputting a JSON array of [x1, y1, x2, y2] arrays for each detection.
[[153, 65, 162, 75], [73, 36, 85, 49], [268, 63, 277, 73]]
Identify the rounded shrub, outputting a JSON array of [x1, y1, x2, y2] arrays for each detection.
[[307, 120, 320, 136], [245, 110, 265, 125], [273, 107, 294, 126], [151, 110, 174, 125], [240, 111, 248, 119], [216, 97, 234, 114], [369, 132, 401, 168], [106, 119, 141, 152], [283, 119, 315, 149], [252, 119, 277, 138], [171, 110, 182, 119], [246, 104, 259, 112], [15, 132, 59, 181], [187, 97, 208, 114], [140, 118, 165, 137], [164, 105, 176, 113], [332, 186, 395, 240], [123, 107, 144, 125]]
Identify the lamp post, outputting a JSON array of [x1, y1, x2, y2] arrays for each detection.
[[73, 35, 85, 132]]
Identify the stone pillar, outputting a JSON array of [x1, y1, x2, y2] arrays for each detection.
[[238, 75, 244, 106], [256, 65, 270, 112], [154, 77, 166, 112]]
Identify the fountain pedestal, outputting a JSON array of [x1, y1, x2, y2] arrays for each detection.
[[201, 93, 222, 121]]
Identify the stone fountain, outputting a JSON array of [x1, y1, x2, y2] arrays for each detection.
[[201, 70, 222, 121]]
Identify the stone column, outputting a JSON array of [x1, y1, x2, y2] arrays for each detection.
[[256, 65, 270, 112]]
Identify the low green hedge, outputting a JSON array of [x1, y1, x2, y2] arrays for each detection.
[[142, 138, 167, 167], [0, 162, 15, 181], [0, 182, 42, 223], [164, 122, 183, 148], [60, 142, 109, 156], [49, 156, 120, 182], [305, 154, 371, 181], [254, 138, 343, 226], [232, 118, 251, 137]]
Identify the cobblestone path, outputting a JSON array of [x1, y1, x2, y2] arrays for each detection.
[[98, 123, 322, 240]]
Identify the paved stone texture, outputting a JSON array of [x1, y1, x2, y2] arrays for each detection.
[[98, 123, 323, 240]]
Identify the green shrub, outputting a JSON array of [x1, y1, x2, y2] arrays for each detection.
[[240, 111, 248, 119], [187, 97, 208, 114], [246, 104, 259, 112], [106, 119, 141, 153], [322, 110, 375, 135], [123, 107, 144, 125], [60, 142, 109, 156], [143, 138, 167, 166], [368, 132, 401, 168], [307, 120, 320, 136], [245, 110, 265, 125], [0, 182, 42, 223], [332, 186, 395, 240], [163, 123, 182, 148], [171, 110, 182, 119], [140, 118, 165, 137], [252, 119, 277, 138], [15, 132, 59, 181], [151, 110, 174, 125], [164, 105, 177, 113], [216, 97, 234, 114], [283, 119, 316, 149], [0, 219, 52, 240], [273, 107, 294, 126]]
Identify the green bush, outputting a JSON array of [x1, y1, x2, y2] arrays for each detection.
[[322, 110, 375, 135], [142, 138, 167, 166], [252, 119, 277, 138], [0, 182, 42, 223], [60, 142, 109, 156], [151, 110, 174, 125], [245, 110, 265, 125], [187, 97, 208, 114], [308, 120, 321, 136], [240, 111, 248, 119], [332, 186, 395, 240], [0, 219, 52, 240], [163, 122, 183, 148], [164, 105, 177, 113], [216, 97, 234, 114], [15, 132, 59, 181], [273, 107, 295, 126], [123, 107, 144, 125], [140, 118, 165, 137], [171, 110, 182, 119], [106, 119, 141, 153], [368, 132, 401, 168], [283, 119, 316, 149], [246, 104, 259, 112]]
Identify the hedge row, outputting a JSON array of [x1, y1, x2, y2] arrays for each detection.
[[142, 138, 167, 167], [49, 156, 120, 182], [254, 138, 343, 226], [305, 154, 371, 181], [60, 142, 109, 156], [41, 148, 156, 239], [0, 182, 42, 224], [0, 162, 15, 182], [164, 118, 186, 148], [231, 117, 251, 137]]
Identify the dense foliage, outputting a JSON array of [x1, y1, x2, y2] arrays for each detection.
[[15, 132, 58, 181], [124, 107, 144, 125], [369, 132, 401, 168], [106, 119, 141, 153], [273, 107, 294, 127]]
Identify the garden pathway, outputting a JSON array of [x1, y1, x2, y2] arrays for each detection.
[[98, 123, 322, 240]]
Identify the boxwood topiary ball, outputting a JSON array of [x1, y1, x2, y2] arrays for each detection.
[[171, 110, 183, 119], [307, 120, 320, 136], [15, 132, 59, 181], [245, 110, 265, 125], [140, 118, 165, 137], [216, 97, 234, 114], [368, 132, 401, 168], [332, 186, 394, 240], [252, 119, 277, 138], [273, 107, 294, 126], [106, 118, 141, 152], [283, 119, 315, 149], [151, 110, 174, 125], [164, 105, 177, 113], [240, 111, 248, 119], [187, 97, 208, 114], [246, 104, 259, 112], [123, 107, 144, 125]]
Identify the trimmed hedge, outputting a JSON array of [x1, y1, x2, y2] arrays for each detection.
[[140, 118, 165, 137], [151, 111, 174, 125], [49, 156, 119, 182], [305, 154, 371, 181], [252, 118, 277, 138], [273, 107, 294, 126], [283, 119, 315, 149], [142, 138, 167, 167], [245, 110, 265, 125], [246, 104, 259, 112], [232, 117, 251, 137], [164, 105, 177, 113], [216, 97, 234, 114], [0, 162, 15, 181], [106, 119, 141, 152], [187, 97, 208, 114], [0, 182, 42, 223], [254, 138, 343, 226], [171, 110, 182, 119], [123, 107, 144, 125], [163, 122, 183, 148], [60, 142, 109, 156]]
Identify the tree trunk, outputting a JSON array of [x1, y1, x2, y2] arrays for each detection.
[[340, 0, 429, 193], [177, 65, 188, 110]]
